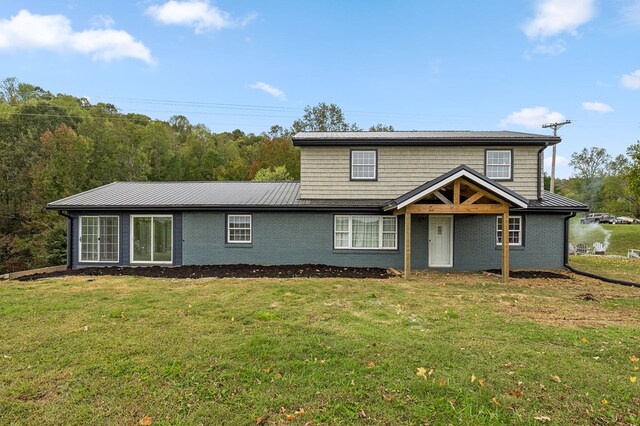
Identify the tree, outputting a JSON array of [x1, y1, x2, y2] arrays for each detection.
[[368, 123, 395, 132], [291, 103, 360, 133], [253, 165, 292, 181], [569, 147, 611, 180]]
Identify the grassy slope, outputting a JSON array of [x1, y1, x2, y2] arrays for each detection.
[[1, 274, 640, 425], [570, 256, 640, 283]]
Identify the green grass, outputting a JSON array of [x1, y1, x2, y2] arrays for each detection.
[[570, 219, 640, 256], [1, 274, 640, 425], [570, 256, 640, 283]]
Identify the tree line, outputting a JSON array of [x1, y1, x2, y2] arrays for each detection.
[[556, 144, 640, 219], [0, 77, 391, 273]]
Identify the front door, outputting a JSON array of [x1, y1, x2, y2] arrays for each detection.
[[428, 215, 453, 267]]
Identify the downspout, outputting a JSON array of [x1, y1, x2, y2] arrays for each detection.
[[537, 144, 548, 200], [58, 211, 73, 270], [563, 211, 640, 288]]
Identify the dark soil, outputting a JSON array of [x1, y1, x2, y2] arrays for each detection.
[[485, 269, 572, 279], [18, 264, 391, 281]]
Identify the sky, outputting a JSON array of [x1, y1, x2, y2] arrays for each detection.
[[0, 0, 639, 178]]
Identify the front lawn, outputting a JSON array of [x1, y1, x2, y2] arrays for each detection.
[[570, 255, 640, 283], [1, 273, 639, 425]]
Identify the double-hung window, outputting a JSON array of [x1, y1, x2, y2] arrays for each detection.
[[485, 150, 512, 180], [351, 150, 377, 180], [79, 216, 119, 262], [334, 215, 397, 249], [496, 216, 522, 246], [131, 215, 173, 263], [227, 214, 252, 243]]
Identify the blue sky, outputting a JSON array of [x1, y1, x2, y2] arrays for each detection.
[[1, 0, 639, 178]]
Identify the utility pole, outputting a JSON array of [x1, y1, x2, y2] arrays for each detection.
[[542, 120, 571, 193]]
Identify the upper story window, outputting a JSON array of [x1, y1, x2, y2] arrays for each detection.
[[485, 150, 512, 180], [351, 150, 377, 180]]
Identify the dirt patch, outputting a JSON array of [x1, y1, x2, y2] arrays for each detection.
[[485, 270, 571, 279], [17, 264, 391, 281]]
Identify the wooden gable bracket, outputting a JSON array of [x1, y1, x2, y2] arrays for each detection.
[[433, 189, 452, 205], [398, 176, 512, 283]]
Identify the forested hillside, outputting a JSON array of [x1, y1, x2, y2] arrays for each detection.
[[0, 78, 321, 272]]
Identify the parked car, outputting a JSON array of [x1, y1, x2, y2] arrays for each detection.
[[614, 216, 635, 224], [580, 213, 616, 224]]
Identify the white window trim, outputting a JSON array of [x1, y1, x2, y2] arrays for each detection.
[[79, 215, 120, 263], [227, 214, 252, 244], [486, 150, 512, 180], [496, 215, 522, 246], [130, 214, 173, 264], [351, 150, 377, 180], [334, 215, 397, 250]]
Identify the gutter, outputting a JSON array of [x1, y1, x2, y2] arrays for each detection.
[[563, 212, 640, 288], [537, 143, 548, 200], [58, 211, 73, 270]]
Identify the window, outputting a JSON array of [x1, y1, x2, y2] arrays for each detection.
[[131, 215, 173, 263], [227, 214, 252, 243], [334, 215, 397, 249], [79, 216, 119, 262], [486, 150, 512, 180], [351, 150, 377, 180], [496, 216, 522, 246]]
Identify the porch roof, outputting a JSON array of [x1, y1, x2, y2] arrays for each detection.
[[383, 165, 529, 211]]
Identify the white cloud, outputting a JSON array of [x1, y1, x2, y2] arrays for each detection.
[[90, 15, 115, 29], [146, 0, 256, 33], [621, 69, 640, 89], [499, 107, 566, 129], [250, 82, 286, 100], [532, 41, 566, 55], [523, 0, 595, 39], [621, 0, 640, 26], [0, 10, 153, 63], [581, 101, 613, 113]]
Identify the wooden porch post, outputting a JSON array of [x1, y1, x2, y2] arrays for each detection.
[[404, 213, 412, 279], [502, 210, 509, 283]]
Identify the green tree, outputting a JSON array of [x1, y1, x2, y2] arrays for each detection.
[[291, 102, 360, 133], [253, 165, 292, 181]]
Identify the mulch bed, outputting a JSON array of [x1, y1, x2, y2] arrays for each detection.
[[17, 264, 391, 281], [485, 269, 572, 279]]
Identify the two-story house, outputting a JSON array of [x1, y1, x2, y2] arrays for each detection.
[[47, 131, 588, 280]]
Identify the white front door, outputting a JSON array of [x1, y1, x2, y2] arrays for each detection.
[[428, 215, 453, 267]]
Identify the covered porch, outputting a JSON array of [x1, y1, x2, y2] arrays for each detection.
[[383, 166, 529, 282]]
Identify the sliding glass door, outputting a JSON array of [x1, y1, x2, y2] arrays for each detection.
[[131, 215, 172, 263]]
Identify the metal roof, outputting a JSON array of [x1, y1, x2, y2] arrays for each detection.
[[526, 191, 589, 211], [48, 181, 587, 212], [292, 131, 560, 146], [46, 181, 386, 211]]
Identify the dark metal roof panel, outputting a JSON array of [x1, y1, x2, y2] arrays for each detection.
[[48, 181, 303, 209], [47, 181, 388, 210], [292, 131, 560, 146], [526, 191, 589, 210]]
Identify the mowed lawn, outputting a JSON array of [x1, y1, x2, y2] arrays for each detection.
[[1, 273, 640, 425]]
